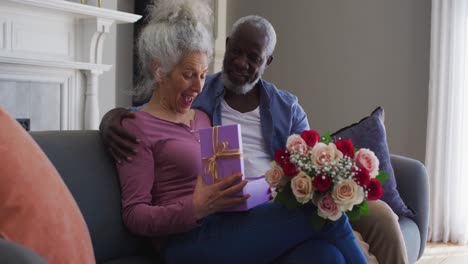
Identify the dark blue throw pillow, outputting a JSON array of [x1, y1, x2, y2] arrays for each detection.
[[332, 107, 414, 217]]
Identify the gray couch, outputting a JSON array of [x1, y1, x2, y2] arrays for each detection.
[[1, 130, 429, 263]]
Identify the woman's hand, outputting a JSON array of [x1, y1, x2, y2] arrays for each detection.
[[192, 173, 250, 220], [99, 108, 139, 162]]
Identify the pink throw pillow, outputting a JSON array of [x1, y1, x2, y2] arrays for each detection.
[[0, 107, 95, 264]]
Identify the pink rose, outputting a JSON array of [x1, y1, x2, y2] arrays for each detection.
[[291, 172, 314, 204], [286, 134, 309, 155], [317, 194, 343, 221], [309, 142, 343, 168], [265, 164, 287, 188], [332, 179, 365, 211], [354, 149, 380, 177]]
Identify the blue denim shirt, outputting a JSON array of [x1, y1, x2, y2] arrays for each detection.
[[192, 72, 309, 157]]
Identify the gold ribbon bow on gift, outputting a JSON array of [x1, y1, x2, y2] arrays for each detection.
[[202, 126, 242, 182]]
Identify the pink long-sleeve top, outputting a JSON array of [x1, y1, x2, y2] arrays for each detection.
[[117, 110, 211, 237]]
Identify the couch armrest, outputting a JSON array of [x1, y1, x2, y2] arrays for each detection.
[[390, 154, 429, 259], [0, 239, 48, 264]]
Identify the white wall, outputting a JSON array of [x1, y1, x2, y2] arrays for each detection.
[[98, 0, 135, 118], [226, 0, 431, 162], [98, 0, 117, 119], [115, 0, 136, 108]]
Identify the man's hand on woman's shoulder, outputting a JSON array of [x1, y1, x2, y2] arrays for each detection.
[[99, 107, 140, 163]]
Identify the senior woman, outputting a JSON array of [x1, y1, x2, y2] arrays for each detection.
[[117, 1, 367, 263]]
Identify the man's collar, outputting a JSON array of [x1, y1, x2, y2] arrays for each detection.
[[213, 72, 225, 97], [257, 78, 271, 103]]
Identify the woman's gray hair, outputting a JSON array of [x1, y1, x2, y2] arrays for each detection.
[[230, 15, 276, 56], [134, 0, 214, 101]]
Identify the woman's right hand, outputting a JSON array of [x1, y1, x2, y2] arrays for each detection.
[[192, 173, 250, 220], [99, 107, 140, 162]]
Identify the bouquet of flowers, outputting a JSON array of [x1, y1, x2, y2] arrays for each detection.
[[265, 129, 388, 226]]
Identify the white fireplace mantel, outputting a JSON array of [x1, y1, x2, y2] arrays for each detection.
[[0, 0, 141, 130]]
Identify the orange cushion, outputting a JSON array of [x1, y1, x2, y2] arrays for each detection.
[[0, 107, 95, 264]]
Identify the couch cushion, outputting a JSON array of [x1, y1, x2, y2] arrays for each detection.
[[103, 256, 158, 264], [332, 107, 414, 217], [30, 130, 153, 263], [0, 107, 95, 264], [399, 216, 420, 264], [0, 239, 48, 264]]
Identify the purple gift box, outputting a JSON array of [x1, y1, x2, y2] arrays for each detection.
[[199, 124, 270, 212]]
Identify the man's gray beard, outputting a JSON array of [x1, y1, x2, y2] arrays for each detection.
[[222, 72, 260, 95]]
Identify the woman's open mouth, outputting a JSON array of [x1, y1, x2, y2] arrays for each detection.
[[181, 94, 194, 107]]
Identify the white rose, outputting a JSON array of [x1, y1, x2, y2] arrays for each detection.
[[265, 163, 287, 188], [354, 148, 380, 178], [291, 172, 314, 204], [332, 179, 365, 211], [309, 142, 343, 168]]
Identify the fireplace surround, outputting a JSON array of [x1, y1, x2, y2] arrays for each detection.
[[0, 0, 140, 130]]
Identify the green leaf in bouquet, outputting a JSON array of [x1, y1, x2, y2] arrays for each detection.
[[359, 200, 370, 216], [274, 183, 300, 209], [376, 171, 390, 185], [309, 211, 327, 231], [346, 205, 362, 221], [320, 132, 334, 144]]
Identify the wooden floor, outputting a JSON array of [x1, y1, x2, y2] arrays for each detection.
[[417, 243, 468, 264]]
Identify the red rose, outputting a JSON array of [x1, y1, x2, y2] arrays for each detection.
[[367, 178, 384, 200], [282, 162, 300, 177], [274, 148, 290, 166], [334, 139, 355, 158], [353, 167, 370, 186], [313, 173, 333, 192], [300, 130, 320, 148]]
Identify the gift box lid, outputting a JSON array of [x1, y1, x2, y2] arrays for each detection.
[[199, 124, 244, 185]]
